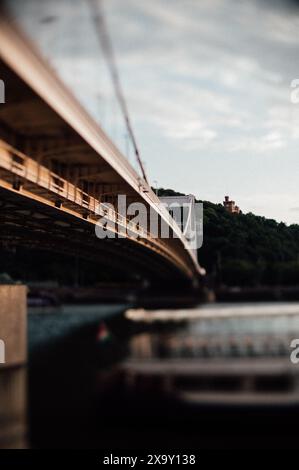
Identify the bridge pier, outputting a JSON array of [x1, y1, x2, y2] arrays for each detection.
[[0, 285, 27, 448]]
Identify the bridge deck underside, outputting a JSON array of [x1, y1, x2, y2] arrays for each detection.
[[0, 187, 192, 283], [0, 19, 202, 283]]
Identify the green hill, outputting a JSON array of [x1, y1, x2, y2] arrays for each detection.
[[157, 188, 299, 287]]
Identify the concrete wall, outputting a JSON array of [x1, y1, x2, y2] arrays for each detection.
[[0, 285, 27, 448]]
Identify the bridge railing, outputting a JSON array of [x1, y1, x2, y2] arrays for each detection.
[[0, 140, 194, 274]]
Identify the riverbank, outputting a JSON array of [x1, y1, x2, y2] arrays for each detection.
[[214, 285, 299, 302]]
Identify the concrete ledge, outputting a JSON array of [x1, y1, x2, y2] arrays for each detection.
[[0, 285, 27, 448], [0, 367, 27, 448], [0, 285, 27, 366]]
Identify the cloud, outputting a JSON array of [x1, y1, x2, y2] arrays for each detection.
[[7, 0, 299, 222]]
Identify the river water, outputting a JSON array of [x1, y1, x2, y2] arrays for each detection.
[[125, 302, 299, 360], [27, 301, 299, 449]]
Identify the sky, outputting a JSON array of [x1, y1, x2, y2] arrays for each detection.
[[5, 0, 299, 224]]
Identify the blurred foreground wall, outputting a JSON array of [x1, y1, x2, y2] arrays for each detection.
[[0, 285, 27, 448]]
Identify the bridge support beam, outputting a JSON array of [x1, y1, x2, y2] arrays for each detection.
[[0, 285, 27, 448]]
